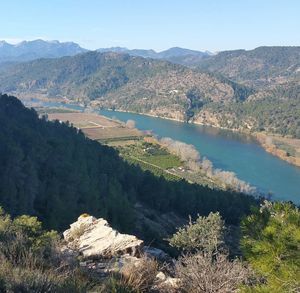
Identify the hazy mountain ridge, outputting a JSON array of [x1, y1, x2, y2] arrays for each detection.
[[97, 46, 212, 66], [0, 39, 212, 64], [0, 39, 88, 63]]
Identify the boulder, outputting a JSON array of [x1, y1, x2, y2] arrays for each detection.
[[63, 215, 143, 259], [143, 246, 170, 261]]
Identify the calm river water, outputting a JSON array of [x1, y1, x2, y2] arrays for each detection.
[[32, 100, 300, 204], [99, 110, 300, 204]]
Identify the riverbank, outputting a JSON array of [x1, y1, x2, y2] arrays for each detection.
[[254, 133, 300, 168], [24, 95, 300, 169], [30, 101, 300, 202], [99, 108, 300, 168]]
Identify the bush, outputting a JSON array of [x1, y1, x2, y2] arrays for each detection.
[[176, 251, 251, 293], [104, 255, 159, 293], [0, 209, 59, 267], [0, 207, 92, 292], [169, 212, 225, 253]]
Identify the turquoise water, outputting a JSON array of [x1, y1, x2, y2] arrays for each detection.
[[30, 98, 300, 204], [99, 110, 300, 204]]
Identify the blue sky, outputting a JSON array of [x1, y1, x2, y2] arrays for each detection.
[[0, 0, 299, 52]]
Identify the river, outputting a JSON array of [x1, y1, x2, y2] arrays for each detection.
[[29, 100, 300, 204], [99, 110, 300, 204]]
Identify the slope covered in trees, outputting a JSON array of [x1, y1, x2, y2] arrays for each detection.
[[0, 51, 252, 122], [0, 47, 298, 138], [197, 46, 300, 89], [0, 94, 258, 236]]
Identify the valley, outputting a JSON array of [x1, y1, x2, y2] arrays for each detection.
[[43, 109, 227, 189], [33, 100, 300, 204], [1, 1, 300, 291]]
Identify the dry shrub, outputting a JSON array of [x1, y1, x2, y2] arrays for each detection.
[[0, 258, 90, 293], [176, 251, 251, 293], [80, 213, 90, 218], [117, 255, 159, 292], [125, 119, 136, 129]]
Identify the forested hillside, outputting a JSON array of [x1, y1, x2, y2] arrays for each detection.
[[197, 46, 300, 89], [0, 51, 252, 121], [0, 94, 257, 237], [0, 48, 299, 138]]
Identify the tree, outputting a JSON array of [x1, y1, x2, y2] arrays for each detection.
[[125, 119, 136, 129], [240, 201, 300, 292]]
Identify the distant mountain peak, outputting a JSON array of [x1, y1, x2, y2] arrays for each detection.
[[0, 39, 88, 63], [0, 41, 8, 47]]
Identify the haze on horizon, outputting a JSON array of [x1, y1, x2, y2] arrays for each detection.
[[0, 0, 299, 52]]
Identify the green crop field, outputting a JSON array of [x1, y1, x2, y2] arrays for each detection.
[[118, 141, 182, 170]]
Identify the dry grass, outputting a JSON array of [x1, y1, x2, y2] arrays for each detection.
[[116, 255, 159, 293], [48, 112, 143, 141]]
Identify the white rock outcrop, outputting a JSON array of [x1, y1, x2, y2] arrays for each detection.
[[63, 215, 143, 259]]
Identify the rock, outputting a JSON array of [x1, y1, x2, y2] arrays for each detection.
[[155, 277, 181, 292], [156, 271, 167, 282], [63, 215, 143, 259], [164, 277, 180, 287], [143, 246, 169, 261]]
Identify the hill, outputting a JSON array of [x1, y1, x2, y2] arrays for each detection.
[[196, 46, 300, 89], [0, 94, 257, 244], [97, 46, 210, 63], [0, 51, 252, 122], [0, 48, 299, 139], [0, 39, 87, 63]]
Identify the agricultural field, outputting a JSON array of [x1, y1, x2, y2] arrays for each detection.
[[118, 141, 182, 169], [117, 140, 221, 188], [44, 108, 224, 188], [47, 112, 119, 128], [47, 112, 143, 142], [117, 141, 184, 181], [36, 107, 80, 115]]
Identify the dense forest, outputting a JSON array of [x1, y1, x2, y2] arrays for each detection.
[[204, 92, 300, 138], [0, 94, 258, 237]]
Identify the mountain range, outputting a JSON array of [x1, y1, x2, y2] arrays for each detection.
[[0, 39, 88, 63], [0, 51, 252, 120], [97, 46, 212, 65], [0, 40, 299, 138], [0, 39, 212, 64]]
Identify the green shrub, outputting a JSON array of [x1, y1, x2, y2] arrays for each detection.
[[0, 207, 93, 292], [169, 212, 225, 253]]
